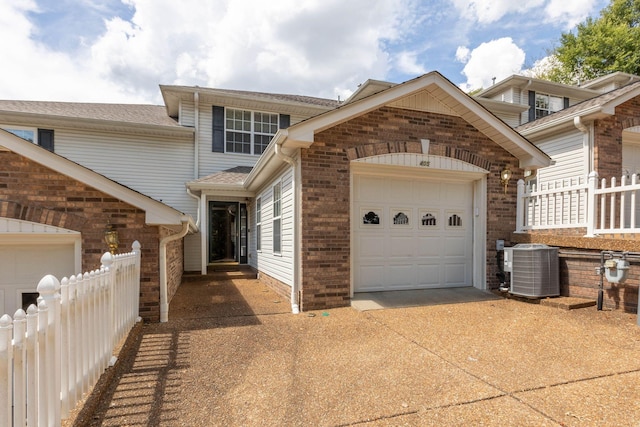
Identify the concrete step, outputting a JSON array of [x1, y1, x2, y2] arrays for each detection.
[[540, 297, 597, 310]]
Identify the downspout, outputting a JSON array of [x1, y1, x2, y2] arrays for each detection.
[[159, 218, 190, 322], [574, 116, 593, 173], [275, 140, 300, 314], [194, 91, 200, 179], [186, 187, 201, 228]]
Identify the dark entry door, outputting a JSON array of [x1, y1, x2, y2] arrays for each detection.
[[209, 202, 248, 263]]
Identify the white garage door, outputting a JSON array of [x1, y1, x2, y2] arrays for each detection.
[[0, 243, 75, 315], [354, 174, 473, 292]]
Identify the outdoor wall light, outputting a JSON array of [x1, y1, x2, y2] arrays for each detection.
[[104, 223, 119, 254], [500, 168, 512, 194]]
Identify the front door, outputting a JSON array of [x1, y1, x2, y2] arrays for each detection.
[[209, 202, 248, 263]]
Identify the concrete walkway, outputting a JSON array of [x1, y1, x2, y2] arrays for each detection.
[[75, 273, 640, 426]]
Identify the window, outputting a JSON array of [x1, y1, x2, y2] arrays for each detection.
[[273, 182, 282, 254], [256, 197, 262, 251], [534, 93, 564, 119], [1, 126, 54, 151], [225, 108, 278, 155], [5, 127, 35, 142]]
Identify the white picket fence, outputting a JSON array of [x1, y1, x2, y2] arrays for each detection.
[[0, 241, 142, 427], [517, 171, 640, 236]]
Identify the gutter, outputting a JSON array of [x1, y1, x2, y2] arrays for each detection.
[[274, 138, 300, 314], [159, 218, 190, 322], [194, 91, 200, 179]]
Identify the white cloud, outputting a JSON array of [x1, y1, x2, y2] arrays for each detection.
[[88, 0, 416, 102], [395, 51, 427, 75], [450, 0, 544, 24], [455, 46, 471, 63], [0, 0, 418, 103], [457, 37, 525, 91], [545, 0, 598, 28], [0, 0, 147, 103]]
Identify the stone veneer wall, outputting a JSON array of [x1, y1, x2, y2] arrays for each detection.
[[298, 106, 521, 311], [0, 151, 180, 322]]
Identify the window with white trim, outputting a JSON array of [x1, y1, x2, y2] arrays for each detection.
[[535, 93, 564, 119], [272, 182, 282, 254], [256, 197, 262, 251], [225, 108, 278, 155], [1, 126, 54, 151]]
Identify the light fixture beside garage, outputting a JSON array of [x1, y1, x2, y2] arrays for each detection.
[[500, 168, 512, 194], [104, 223, 119, 254]]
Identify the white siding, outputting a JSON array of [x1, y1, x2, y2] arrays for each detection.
[[180, 99, 195, 127], [55, 129, 197, 216], [250, 168, 295, 286], [536, 130, 586, 186]]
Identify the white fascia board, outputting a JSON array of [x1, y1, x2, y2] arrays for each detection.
[[0, 130, 190, 227]]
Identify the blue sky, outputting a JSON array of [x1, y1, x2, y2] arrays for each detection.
[[0, 0, 610, 104]]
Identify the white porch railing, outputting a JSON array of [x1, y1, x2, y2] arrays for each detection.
[[0, 241, 141, 427], [517, 171, 640, 236]]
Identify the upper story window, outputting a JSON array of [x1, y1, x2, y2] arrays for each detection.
[[225, 108, 278, 155], [1, 126, 54, 152], [534, 93, 564, 119], [212, 106, 289, 155], [5, 127, 35, 142]]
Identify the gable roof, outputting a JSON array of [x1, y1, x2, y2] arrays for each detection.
[[517, 80, 640, 137], [0, 129, 195, 231], [0, 100, 192, 138], [160, 85, 339, 119], [244, 71, 551, 191]]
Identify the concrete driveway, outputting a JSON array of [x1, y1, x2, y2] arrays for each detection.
[[74, 272, 640, 427]]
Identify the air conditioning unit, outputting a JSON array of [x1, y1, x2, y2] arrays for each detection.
[[503, 244, 559, 298]]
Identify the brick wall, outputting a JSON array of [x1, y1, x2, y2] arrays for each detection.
[[299, 106, 520, 311], [594, 96, 640, 180], [0, 151, 172, 322], [560, 251, 638, 313]]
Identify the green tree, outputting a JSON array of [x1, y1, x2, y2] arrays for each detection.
[[546, 0, 640, 84]]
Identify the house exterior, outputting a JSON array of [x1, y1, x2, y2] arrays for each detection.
[[186, 72, 550, 312], [474, 73, 640, 313], [0, 71, 554, 319]]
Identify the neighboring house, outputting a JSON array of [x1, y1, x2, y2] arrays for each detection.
[[0, 129, 195, 321], [474, 73, 640, 313]]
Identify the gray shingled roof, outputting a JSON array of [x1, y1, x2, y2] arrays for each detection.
[[211, 88, 340, 108], [161, 85, 341, 109], [190, 166, 253, 186], [516, 81, 640, 132], [0, 100, 181, 127]]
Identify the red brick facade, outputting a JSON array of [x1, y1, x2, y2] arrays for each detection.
[[297, 106, 521, 311], [0, 151, 183, 322]]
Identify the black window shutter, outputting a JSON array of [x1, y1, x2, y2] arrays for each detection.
[[38, 129, 54, 152], [564, 97, 570, 109], [528, 91, 536, 122], [212, 106, 224, 152], [279, 114, 290, 129]]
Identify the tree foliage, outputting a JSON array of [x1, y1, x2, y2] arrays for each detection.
[[546, 0, 640, 84]]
